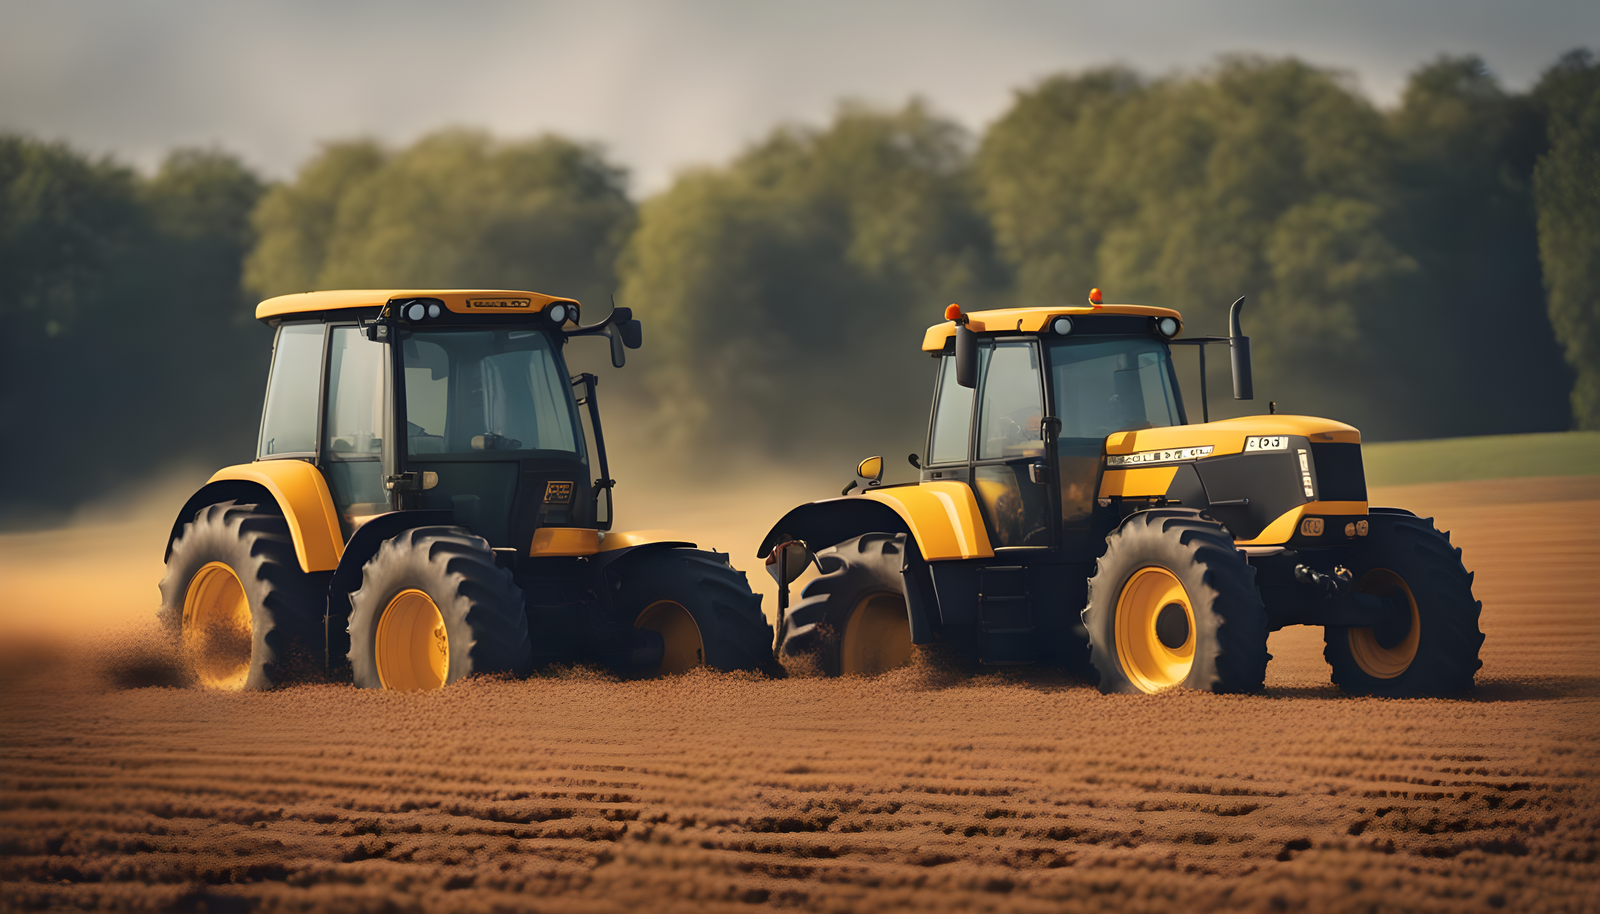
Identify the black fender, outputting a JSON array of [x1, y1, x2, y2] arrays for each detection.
[[756, 498, 911, 559], [758, 500, 936, 645], [586, 539, 696, 615], [896, 534, 939, 645], [324, 510, 454, 673], [164, 480, 280, 562]]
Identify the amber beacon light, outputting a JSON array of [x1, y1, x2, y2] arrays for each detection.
[[1088, 288, 1103, 306]]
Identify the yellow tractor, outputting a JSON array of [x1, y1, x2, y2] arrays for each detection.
[[760, 291, 1483, 696], [160, 290, 775, 690]]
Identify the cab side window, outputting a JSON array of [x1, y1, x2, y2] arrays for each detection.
[[258, 323, 324, 458], [928, 354, 975, 465], [977, 342, 1044, 460], [324, 327, 386, 458], [323, 326, 387, 529]]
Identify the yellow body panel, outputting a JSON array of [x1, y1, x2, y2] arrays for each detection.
[[1105, 416, 1360, 457], [210, 461, 343, 572], [256, 289, 577, 321], [922, 304, 1182, 351], [1235, 501, 1369, 546], [599, 529, 697, 552], [1098, 467, 1180, 499], [530, 527, 602, 557], [862, 482, 994, 560]]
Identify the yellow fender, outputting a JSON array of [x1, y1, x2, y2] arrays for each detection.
[[758, 481, 993, 562], [207, 462, 344, 572]]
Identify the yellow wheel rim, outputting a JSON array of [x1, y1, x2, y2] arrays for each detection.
[[1348, 569, 1420, 679], [840, 592, 913, 676], [375, 589, 449, 690], [1114, 566, 1196, 693], [182, 561, 253, 690], [635, 601, 704, 675]]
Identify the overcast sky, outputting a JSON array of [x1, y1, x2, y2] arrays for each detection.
[[1, 0, 1594, 195]]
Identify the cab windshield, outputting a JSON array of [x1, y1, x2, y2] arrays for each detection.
[[400, 329, 584, 457], [1047, 337, 1182, 438]]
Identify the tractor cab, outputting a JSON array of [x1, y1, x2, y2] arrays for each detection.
[[919, 304, 1192, 554], [253, 290, 638, 554]]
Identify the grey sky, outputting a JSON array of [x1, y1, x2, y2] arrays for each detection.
[[1, 0, 1594, 195]]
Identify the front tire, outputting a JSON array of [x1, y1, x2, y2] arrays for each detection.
[[779, 533, 914, 677], [1084, 510, 1269, 694], [158, 501, 325, 690], [1323, 515, 1483, 696], [614, 549, 777, 676], [347, 527, 532, 690]]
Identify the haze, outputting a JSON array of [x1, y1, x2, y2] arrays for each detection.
[[2, 0, 1594, 193]]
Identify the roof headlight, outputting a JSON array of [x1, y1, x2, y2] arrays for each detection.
[[427, 303, 441, 319], [548, 303, 568, 325], [1052, 316, 1074, 336], [1157, 317, 1179, 338], [406, 302, 427, 321]]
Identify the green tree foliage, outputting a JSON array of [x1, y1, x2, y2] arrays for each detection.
[[245, 131, 633, 306], [616, 102, 1005, 456], [0, 141, 266, 525], [1383, 55, 1570, 437], [1534, 50, 1600, 428], [977, 56, 1569, 439]]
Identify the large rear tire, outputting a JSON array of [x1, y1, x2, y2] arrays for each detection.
[[779, 533, 914, 677], [1083, 510, 1269, 694], [347, 526, 532, 690], [1323, 515, 1482, 696], [158, 501, 325, 690], [614, 549, 778, 676]]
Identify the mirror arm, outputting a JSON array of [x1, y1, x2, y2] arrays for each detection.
[[572, 373, 615, 530]]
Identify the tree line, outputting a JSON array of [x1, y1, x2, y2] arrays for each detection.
[[2, 51, 1596, 525]]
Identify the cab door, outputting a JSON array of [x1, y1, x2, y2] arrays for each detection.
[[320, 324, 390, 538], [971, 340, 1053, 549]]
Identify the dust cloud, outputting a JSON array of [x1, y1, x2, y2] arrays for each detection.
[[2, 477, 1598, 911]]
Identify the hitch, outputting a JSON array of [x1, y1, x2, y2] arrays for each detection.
[[1294, 563, 1351, 597], [1286, 562, 1412, 645]]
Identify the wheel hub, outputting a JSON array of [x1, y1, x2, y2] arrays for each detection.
[[375, 589, 449, 690], [1155, 602, 1190, 649], [1347, 569, 1420, 679], [1113, 566, 1196, 692], [182, 562, 252, 690], [840, 592, 913, 675]]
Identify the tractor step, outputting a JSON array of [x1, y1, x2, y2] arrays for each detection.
[[979, 565, 1033, 634]]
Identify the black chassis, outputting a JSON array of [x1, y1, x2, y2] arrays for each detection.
[[761, 495, 1413, 667]]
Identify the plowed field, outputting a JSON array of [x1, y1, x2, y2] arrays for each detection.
[[2, 477, 1598, 912]]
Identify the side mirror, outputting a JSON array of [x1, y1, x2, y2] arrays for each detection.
[[955, 323, 977, 389], [857, 456, 883, 483], [1228, 296, 1253, 400], [765, 539, 814, 587], [620, 318, 642, 349], [606, 324, 626, 368]]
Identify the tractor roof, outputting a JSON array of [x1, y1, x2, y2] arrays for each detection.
[[255, 289, 579, 321], [922, 304, 1182, 351]]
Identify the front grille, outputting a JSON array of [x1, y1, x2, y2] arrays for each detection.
[[1311, 442, 1367, 502]]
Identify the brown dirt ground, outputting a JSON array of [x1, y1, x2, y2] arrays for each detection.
[[2, 476, 1598, 913]]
